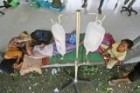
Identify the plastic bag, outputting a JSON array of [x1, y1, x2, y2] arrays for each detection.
[[84, 20, 105, 55], [51, 23, 66, 56], [9, 0, 20, 7], [69, 33, 76, 45]]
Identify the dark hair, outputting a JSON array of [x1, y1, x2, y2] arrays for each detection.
[[22, 31, 28, 35], [31, 30, 53, 45], [121, 39, 134, 49], [35, 40, 49, 45]]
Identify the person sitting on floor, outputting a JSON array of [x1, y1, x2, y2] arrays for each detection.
[[109, 62, 140, 85], [3, 31, 30, 70], [100, 39, 134, 69], [19, 30, 53, 75], [25, 30, 53, 57]]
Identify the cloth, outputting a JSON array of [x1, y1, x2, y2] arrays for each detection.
[[111, 42, 127, 60], [33, 32, 100, 58], [128, 62, 140, 82], [49, 45, 104, 63], [33, 44, 53, 57], [0, 59, 16, 73], [101, 42, 127, 69], [52, 42, 76, 56], [4, 47, 22, 59], [30, 32, 114, 60], [8, 37, 21, 48], [106, 59, 118, 69], [31, 42, 76, 58], [42, 57, 49, 65], [20, 55, 42, 75], [101, 33, 115, 46], [101, 42, 127, 61]]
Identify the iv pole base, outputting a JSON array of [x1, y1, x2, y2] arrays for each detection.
[[120, 6, 138, 16]]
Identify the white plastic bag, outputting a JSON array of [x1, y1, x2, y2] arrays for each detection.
[[51, 23, 66, 56], [84, 20, 105, 55]]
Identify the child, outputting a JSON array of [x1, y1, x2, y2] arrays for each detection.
[[0, 31, 30, 73], [4, 31, 30, 68], [100, 39, 134, 69], [109, 62, 140, 85]]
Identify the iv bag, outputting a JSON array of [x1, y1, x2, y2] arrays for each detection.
[[51, 23, 66, 56], [84, 20, 105, 55]]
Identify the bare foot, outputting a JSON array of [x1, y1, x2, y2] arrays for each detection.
[[109, 80, 117, 86]]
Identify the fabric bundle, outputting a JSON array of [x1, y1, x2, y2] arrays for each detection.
[[20, 55, 42, 75]]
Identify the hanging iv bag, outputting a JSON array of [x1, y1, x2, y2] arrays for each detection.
[[51, 23, 66, 56], [84, 20, 105, 55]]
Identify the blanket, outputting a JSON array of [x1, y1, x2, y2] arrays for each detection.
[[20, 55, 42, 75]]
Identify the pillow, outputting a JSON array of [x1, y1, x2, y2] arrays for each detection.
[[96, 33, 115, 52], [66, 31, 76, 44], [0, 59, 16, 73]]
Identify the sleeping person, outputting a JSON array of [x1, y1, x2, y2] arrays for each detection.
[[26, 30, 77, 58], [0, 31, 30, 73], [100, 39, 134, 69], [4, 31, 30, 65]]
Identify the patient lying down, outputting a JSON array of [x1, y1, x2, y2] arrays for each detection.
[[26, 39, 77, 59], [26, 41, 81, 60]]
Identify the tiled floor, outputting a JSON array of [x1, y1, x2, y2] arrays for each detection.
[[0, 1, 140, 51]]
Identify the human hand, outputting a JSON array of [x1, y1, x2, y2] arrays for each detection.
[[102, 52, 108, 56]]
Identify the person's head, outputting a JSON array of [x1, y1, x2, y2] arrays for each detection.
[[37, 41, 46, 49], [117, 39, 134, 52], [19, 31, 29, 39]]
